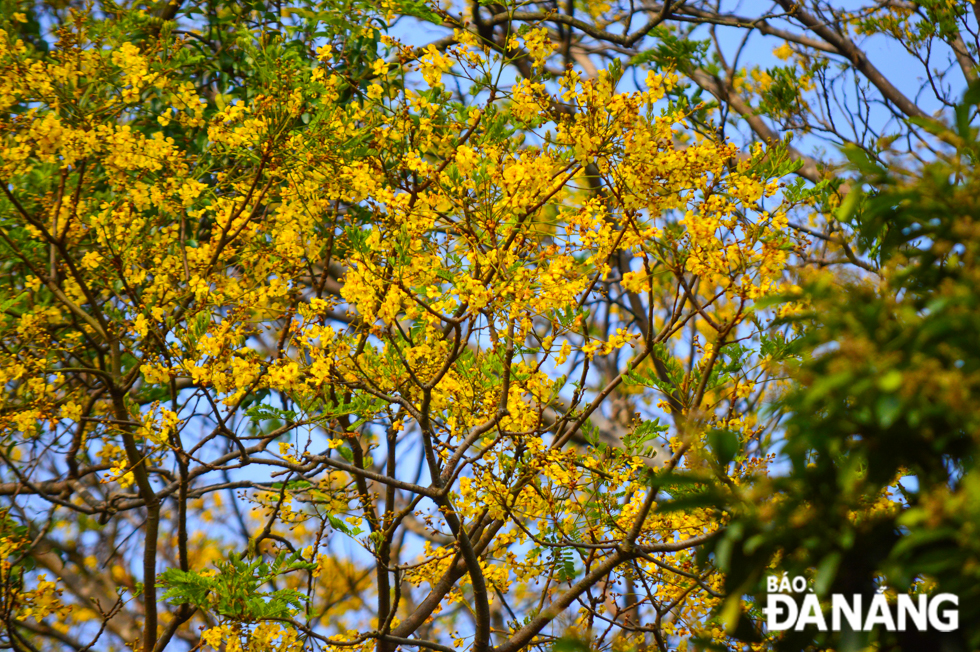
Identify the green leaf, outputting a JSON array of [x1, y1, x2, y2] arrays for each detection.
[[337, 445, 354, 463], [328, 514, 352, 535], [551, 636, 592, 652], [552, 637, 592, 652], [876, 370, 903, 393], [245, 404, 297, 423], [813, 551, 841, 596], [875, 395, 902, 428], [0, 291, 26, 313], [708, 429, 739, 467]]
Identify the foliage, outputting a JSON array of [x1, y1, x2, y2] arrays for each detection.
[[712, 85, 980, 651], [159, 551, 315, 621]]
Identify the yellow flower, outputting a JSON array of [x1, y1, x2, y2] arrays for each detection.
[[773, 42, 794, 60], [455, 144, 477, 174], [371, 58, 390, 77]]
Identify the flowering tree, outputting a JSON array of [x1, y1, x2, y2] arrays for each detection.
[[0, 0, 975, 651]]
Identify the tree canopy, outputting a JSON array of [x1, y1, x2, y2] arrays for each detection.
[[1, 1, 978, 651]]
